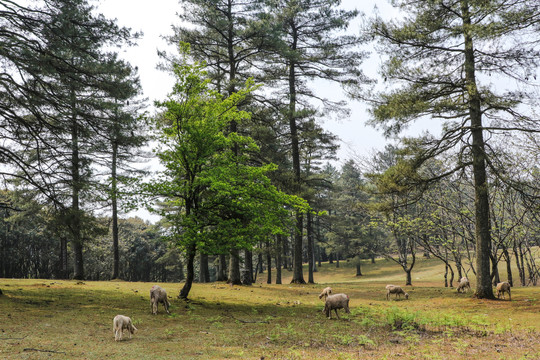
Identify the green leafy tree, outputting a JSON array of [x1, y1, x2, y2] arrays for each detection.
[[146, 45, 307, 299]]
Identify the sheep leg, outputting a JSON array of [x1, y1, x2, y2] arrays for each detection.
[[165, 300, 170, 314], [334, 309, 340, 319]]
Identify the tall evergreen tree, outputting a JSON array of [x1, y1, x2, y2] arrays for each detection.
[[12, 0, 141, 279], [361, 0, 540, 298], [265, 0, 365, 284]]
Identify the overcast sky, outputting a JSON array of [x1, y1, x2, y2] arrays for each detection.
[[95, 0, 414, 162]]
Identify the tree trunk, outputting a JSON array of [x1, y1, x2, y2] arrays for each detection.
[[258, 252, 264, 274], [199, 253, 210, 283], [405, 269, 412, 286], [71, 117, 84, 280], [282, 235, 288, 271], [276, 234, 282, 284], [217, 254, 227, 281], [503, 248, 512, 286], [461, 0, 494, 299], [179, 243, 196, 299], [356, 262, 362, 276], [243, 249, 253, 285], [228, 248, 241, 285], [266, 241, 272, 284], [59, 236, 68, 279], [111, 139, 120, 280], [287, 23, 305, 284], [291, 212, 305, 284], [490, 253, 500, 286], [307, 212, 314, 284]]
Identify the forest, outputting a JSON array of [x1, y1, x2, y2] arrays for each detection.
[[1, 0, 540, 304]]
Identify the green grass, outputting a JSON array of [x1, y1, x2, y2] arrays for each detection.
[[0, 258, 539, 359]]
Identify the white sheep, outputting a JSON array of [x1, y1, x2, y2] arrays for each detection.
[[386, 284, 409, 300], [323, 293, 350, 319], [113, 315, 137, 341], [318, 287, 332, 300], [150, 285, 170, 315], [496, 281, 511, 301], [456, 277, 471, 293]]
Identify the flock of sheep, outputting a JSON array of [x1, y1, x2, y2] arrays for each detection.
[[112, 280, 513, 340]]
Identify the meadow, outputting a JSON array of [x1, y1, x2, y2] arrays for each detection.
[[1, 258, 539, 359]]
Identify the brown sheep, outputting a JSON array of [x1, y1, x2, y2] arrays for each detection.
[[113, 315, 137, 341], [386, 284, 409, 300], [150, 285, 170, 315], [324, 293, 350, 319], [496, 281, 511, 301]]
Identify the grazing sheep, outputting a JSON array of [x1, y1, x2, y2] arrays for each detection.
[[318, 287, 333, 300], [456, 277, 471, 293], [113, 315, 137, 341], [386, 284, 409, 301], [150, 285, 170, 315], [323, 293, 350, 319], [496, 281, 511, 300]]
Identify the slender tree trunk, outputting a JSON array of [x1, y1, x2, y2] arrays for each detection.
[[71, 117, 84, 280], [503, 248, 512, 286], [513, 244, 524, 286], [266, 241, 272, 284], [444, 263, 449, 287], [111, 139, 120, 280], [282, 235, 288, 271], [519, 244, 526, 285], [307, 212, 314, 283], [276, 234, 282, 284], [291, 212, 305, 283], [356, 262, 362, 276], [449, 263, 455, 288], [257, 251, 264, 274], [179, 243, 196, 299], [59, 236, 68, 279], [315, 216, 321, 270], [287, 23, 305, 284], [490, 253, 500, 286], [461, 0, 494, 299]]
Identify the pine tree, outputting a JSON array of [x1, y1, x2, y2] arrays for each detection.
[[265, 0, 365, 284], [8, 0, 141, 279], [362, 0, 540, 298]]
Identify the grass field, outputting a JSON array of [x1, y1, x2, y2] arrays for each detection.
[[1, 258, 539, 359]]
